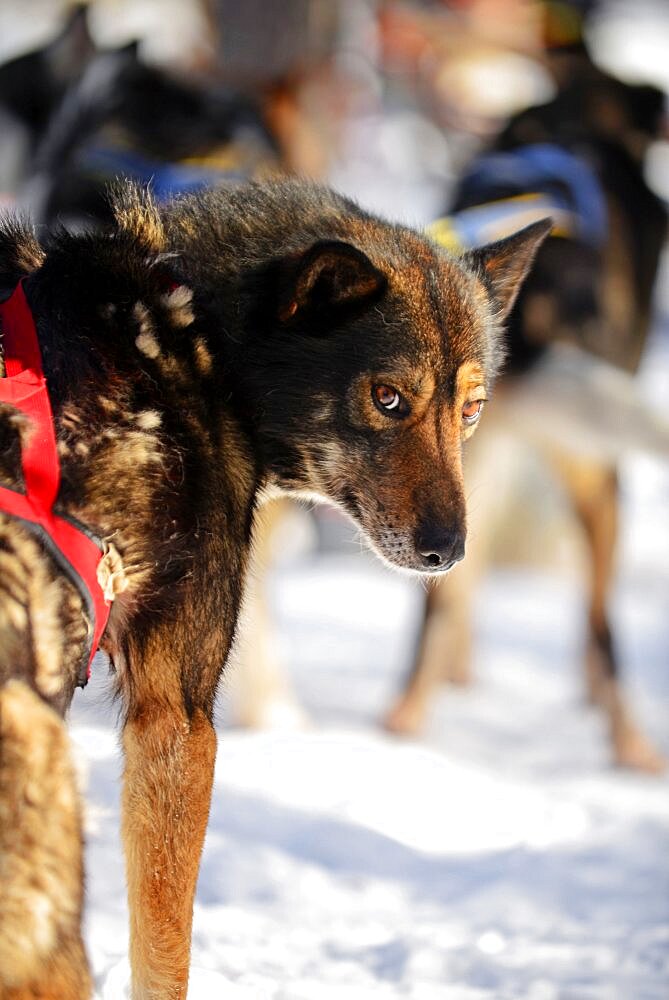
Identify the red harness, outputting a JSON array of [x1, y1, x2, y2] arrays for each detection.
[[0, 281, 111, 680]]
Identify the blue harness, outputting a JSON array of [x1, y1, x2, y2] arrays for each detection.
[[430, 144, 607, 252], [77, 143, 249, 201]]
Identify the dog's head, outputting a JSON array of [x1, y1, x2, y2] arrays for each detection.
[[244, 216, 550, 574]]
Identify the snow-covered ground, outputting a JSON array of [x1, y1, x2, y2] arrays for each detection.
[[71, 274, 669, 998]]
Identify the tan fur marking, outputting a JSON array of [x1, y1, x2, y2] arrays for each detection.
[[96, 429, 164, 473], [456, 360, 486, 400], [133, 301, 155, 335], [161, 285, 195, 328], [61, 408, 83, 428], [135, 330, 161, 360], [98, 395, 121, 413], [0, 526, 67, 698], [193, 338, 213, 375], [13, 229, 45, 276], [0, 551, 29, 633], [157, 352, 188, 384], [455, 361, 487, 441], [311, 396, 335, 424], [135, 409, 162, 431], [30, 575, 67, 699], [314, 440, 348, 491], [122, 431, 163, 465], [113, 185, 165, 251]]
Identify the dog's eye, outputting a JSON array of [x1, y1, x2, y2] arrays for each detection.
[[373, 384, 405, 415], [462, 399, 484, 425]]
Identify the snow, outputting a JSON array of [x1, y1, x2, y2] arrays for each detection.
[[71, 542, 669, 1000], [71, 309, 669, 997]]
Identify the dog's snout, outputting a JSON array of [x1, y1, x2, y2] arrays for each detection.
[[415, 524, 465, 571]]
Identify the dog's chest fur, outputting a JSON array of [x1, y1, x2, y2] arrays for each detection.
[[39, 290, 256, 678]]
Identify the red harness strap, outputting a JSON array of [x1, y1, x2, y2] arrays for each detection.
[[0, 281, 111, 678]]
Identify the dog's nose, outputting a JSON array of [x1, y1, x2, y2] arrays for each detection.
[[415, 525, 465, 571]]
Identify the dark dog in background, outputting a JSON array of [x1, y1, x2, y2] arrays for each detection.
[[0, 4, 280, 227], [0, 7, 94, 159], [385, 35, 668, 771], [0, 178, 548, 997]]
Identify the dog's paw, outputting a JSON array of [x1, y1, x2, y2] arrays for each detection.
[[614, 730, 667, 775], [382, 695, 427, 737], [100, 958, 248, 999]]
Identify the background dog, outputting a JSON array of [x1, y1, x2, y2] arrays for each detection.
[[0, 4, 283, 230], [0, 179, 548, 997], [384, 34, 668, 772]]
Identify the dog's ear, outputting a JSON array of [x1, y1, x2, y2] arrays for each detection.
[[464, 218, 553, 320], [278, 241, 386, 325]]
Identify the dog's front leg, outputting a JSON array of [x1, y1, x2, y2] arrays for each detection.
[[121, 634, 218, 1000]]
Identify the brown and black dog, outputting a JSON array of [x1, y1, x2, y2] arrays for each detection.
[[0, 180, 548, 998]]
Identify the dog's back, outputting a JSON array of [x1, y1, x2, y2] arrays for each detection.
[[459, 55, 667, 374]]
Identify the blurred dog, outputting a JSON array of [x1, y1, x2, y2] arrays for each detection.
[[0, 5, 280, 225], [0, 7, 94, 163], [384, 45, 668, 772], [0, 179, 548, 996]]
